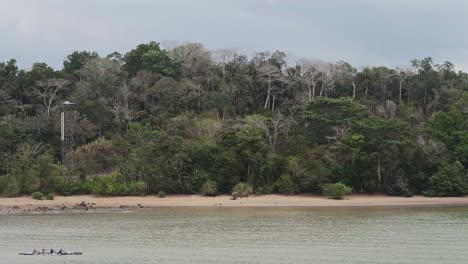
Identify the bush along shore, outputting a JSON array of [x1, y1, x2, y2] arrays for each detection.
[[0, 42, 467, 199]]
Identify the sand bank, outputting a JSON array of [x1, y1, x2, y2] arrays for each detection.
[[1, 194, 468, 213]]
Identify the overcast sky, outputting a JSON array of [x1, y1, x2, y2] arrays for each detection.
[[1, 0, 468, 71]]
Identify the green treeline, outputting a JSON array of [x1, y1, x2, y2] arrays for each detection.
[[0, 42, 467, 197]]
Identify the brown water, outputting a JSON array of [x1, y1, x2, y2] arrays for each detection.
[[1, 207, 468, 263]]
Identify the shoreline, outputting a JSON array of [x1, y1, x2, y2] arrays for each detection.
[[2, 194, 468, 213]]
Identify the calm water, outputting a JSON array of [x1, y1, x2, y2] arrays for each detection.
[[1, 207, 468, 264]]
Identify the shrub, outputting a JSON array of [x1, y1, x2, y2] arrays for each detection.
[[200, 180, 218, 196], [0, 176, 19, 197], [92, 177, 120, 196], [425, 161, 467, 197], [158, 191, 166, 198], [57, 180, 93, 196], [323, 183, 352, 200], [232, 183, 253, 197], [46, 193, 54, 200], [276, 175, 295, 194], [386, 172, 413, 197], [231, 192, 239, 200], [257, 184, 274, 195], [127, 181, 147, 196], [32, 191, 44, 200]]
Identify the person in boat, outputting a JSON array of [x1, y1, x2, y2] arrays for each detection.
[[42, 249, 46, 254], [32, 249, 38, 255], [50, 249, 55, 254], [58, 249, 63, 255]]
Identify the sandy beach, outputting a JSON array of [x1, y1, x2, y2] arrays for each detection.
[[1, 194, 468, 213]]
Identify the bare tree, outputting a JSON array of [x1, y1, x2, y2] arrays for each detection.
[[258, 63, 282, 109], [326, 125, 351, 148], [213, 48, 237, 81], [318, 64, 336, 97], [270, 78, 289, 111], [17, 141, 43, 159], [169, 42, 212, 78], [385, 100, 397, 118], [112, 80, 139, 125], [244, 114, 291, 153], [297, 59, 323, 102], [34, 79, 69, 116], [393, 66, 415, 105], [78, 58, 121, 84], [129, 70, 159, 106], [194, 117, 223, 137], [333, 61, 357, 99]]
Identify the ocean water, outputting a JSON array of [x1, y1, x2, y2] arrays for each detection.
[[1, 207, 468, 264]]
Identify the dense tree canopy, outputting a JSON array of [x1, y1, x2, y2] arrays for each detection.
[[0, 42, 467, 197]]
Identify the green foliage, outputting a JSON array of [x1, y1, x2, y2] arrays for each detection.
[[158, 191, 166, 198], [217, 127, 269, 190], [57, 180, 94, 196], [427, 93, 468, 165], [200, 180, 218, 196], [34, 152, 60, 194], [46, 193, 54, 200], [69, 138, 116, 182], [124, 41, 181, 78], [0, 44, 467, 199], [56, 177, 147, 196], [276, 175, 295, 194], [296, 97, 367, 142], [257, 184, 274, 195], [323, 183, 352, 200], [127, 181, 147, 196], [91, 176, 120, 196], [386, 172, 413, 197], [32, 191, 44, 200], [63, 50, 99, 74], [0, 176, 19, 197], [425, 162, 467, 197], [286, 153, 336, 193], [232, 183, 253, 197]]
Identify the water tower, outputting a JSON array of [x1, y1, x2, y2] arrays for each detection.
[[61, 101, 76, 165]]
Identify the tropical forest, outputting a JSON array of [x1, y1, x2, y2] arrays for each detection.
[[0, 42, 467, 198]]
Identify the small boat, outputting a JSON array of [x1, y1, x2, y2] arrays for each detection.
[[61, 252, 83, 255], [19, 251, 83, 256]]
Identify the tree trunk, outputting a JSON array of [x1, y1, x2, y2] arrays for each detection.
[[264, 80, 271, 109], [423, 85, 428, 105], [399, 80, 403, 105], [308, 83, 316, 102], [247, 163, 251, 184], [222, 64, 226, 81], [312, 83, 316, 101], [407, 88, 410, 105], [352, 82, 356, 99], [272, 94, 276, 111], [381, 85, 385, 106], [377, 155, 381, 192]]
